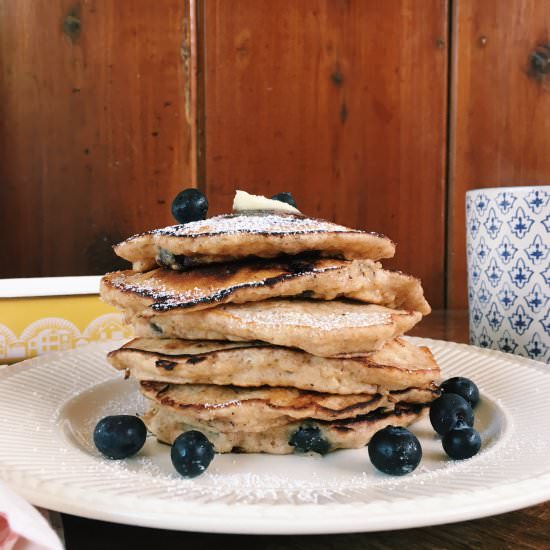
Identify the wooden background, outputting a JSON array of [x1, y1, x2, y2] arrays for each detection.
[[1, 0, 549, 309], [448, 0, 550, 308]]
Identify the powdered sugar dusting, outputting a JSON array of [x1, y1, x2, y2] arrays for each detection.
[[153, 213, 365, 238], [108, 271, 208, 308], [235, 309, 392, 331], [225, 302, 395, 331]]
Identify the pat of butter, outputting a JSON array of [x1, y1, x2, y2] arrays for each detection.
[[232, 190, 300, 214]]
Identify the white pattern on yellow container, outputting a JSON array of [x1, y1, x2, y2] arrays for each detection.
[[0, 277, 133, 363]]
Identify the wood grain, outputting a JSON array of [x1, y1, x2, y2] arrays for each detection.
[[201, 0, 449, 308], [0, 0, 194, 277], [448, 0, 550, 308]]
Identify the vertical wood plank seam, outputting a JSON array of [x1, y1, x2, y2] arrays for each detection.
[[445, 0, 459, 309], [193, 0, 206, 193], [184, 0, 204, 190]]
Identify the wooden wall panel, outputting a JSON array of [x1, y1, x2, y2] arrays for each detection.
[[448, 0, 550, 308], [0, 0, 194, 277], [201, 0, 449, 308]]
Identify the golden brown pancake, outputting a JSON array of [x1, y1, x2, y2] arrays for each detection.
[[131, 300, 423, 357], [139, 380, 437, 432], [109, 337, 440, 393], [142, 402, 427, 454], [100, 258, 430, 315], [114, 211, 395, 271]]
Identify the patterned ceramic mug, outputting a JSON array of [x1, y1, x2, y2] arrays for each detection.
[[466, 186, 550, 363]]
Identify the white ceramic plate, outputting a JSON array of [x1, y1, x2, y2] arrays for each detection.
[[0, 338, 549, 534]]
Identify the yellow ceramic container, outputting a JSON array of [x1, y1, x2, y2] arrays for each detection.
[[0, 276, 133, 363]]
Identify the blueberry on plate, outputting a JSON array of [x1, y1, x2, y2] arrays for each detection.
[[440, 377, 480, 408], [368, 426, 422, 476], [442, 426, 481, 460], [429, 394, 474, 435], [171, 188, 208, 224], [170, 430, 215, 478], [289, 426, 330, 455], [271, 192, 297, 208], [93, 415, 147, 459]]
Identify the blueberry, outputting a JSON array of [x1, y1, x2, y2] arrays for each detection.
[[171, 188, 208, 224], [271, 192, 297, 208], [368, 426, 422, 476], [429, 394, 474, 435], [157, 248, 176, 268], [93, 415, 147, 459], [170, 431, 215, 478], [442, 426, 481, 459], [289, 426, 330, 455], [440, 377, 480, 408]]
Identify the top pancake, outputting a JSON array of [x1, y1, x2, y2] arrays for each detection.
[[114, 211, 395, 271]]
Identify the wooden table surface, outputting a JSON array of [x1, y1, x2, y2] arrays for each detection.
[[61, 311, 550, 549]]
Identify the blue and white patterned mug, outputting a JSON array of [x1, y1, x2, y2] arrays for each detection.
[[466, 186, 550, 363]]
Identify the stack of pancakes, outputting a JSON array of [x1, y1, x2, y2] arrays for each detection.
[[101, 208, 440, 454]]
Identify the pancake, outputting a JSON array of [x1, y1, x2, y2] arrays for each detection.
[[100, 258, 431, 315], [114, 211, 395, 272], [131, 300, 423, 357], [142, 402, 427, 454], [109, 337, 440, 393], [139, 380, 437, 432], [140, 381, 390, 431]]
